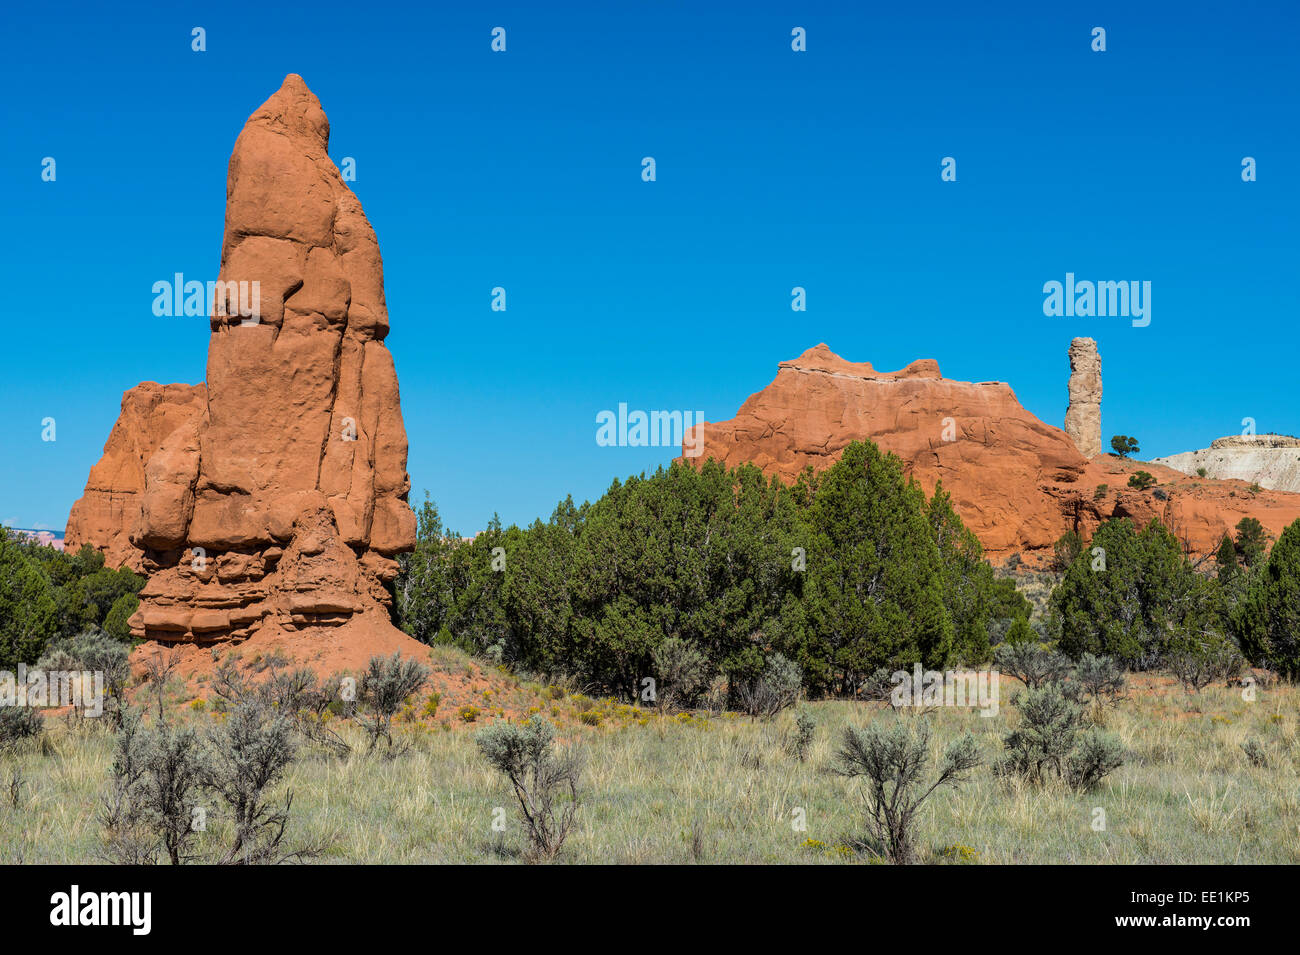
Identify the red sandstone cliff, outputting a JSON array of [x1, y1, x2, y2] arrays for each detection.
[[682, 344, 1300, 566]]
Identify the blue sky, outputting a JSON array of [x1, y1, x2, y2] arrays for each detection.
[[2, 0, 1297, 535]]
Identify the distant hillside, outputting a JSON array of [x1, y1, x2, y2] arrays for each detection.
[[5, 527, 65, 551]]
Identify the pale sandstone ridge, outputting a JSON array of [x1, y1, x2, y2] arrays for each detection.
[[66, 75, 417, 646], [1154, 434, 1300, 493], [681, 344, 1300, 566], [1063, 337, 1101, 457]]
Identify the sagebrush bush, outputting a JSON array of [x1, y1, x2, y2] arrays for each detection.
[[203, 700, 306, 864], [857, 667, 895, 702], [833, 719, 980, 864], [651, 636, 708, 710], [1073, 652, 1126, 711], [103, 711, 207, 865], [994, 642, 1071, 689], [997, 684, 1079, 783], [212, 657, 350, 756], [356, 653, 431, 754], [37, 628, 131, 726], [140, 648, 182, 723], [1072, 652, 1126, 724], [100, 710, 159, 864], [736, 652, 802, 719], [1241, 738, 1268, 768], [476, 715, 582, 861], [787, 706, 816, 762], [0, 705, 43, 749], [1167, 636, 1242, 694], [1066, 729, 1126, 790], [997, 683, 1124, 791], [102, 702, 311, 865]]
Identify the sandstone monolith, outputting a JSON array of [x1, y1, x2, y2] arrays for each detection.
[[67, 75, 416, 645], [1064, 337, 1102, 457]]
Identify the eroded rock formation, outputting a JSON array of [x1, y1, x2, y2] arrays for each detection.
[[66, 75, 416, 644], [1063, 337, 1102, 457], [64, 383, 207, 571], [682, 344, 1300, 566]]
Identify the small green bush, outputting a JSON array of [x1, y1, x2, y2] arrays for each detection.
[[1127, 471, 1156, 491], [736, 652, 801, 719], [787, 706, 816, 762], [994, 641, 1070, 688]]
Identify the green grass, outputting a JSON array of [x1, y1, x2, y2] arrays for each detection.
[[2, 675, 1297, 864]]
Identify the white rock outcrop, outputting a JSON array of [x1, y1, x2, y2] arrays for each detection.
[[1154, 434, 1300, 492]]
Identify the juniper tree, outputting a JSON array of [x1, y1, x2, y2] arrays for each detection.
[[1232, 518, 1300, 676], [801, 442, 954, 692], [0, 528, 57, 668], [1052, 518, 1220, 667], [1234, 517, 1269, 569], [392, 441, 1019, 701], [1110, 435, 1139, 458], [1127, 471, 1156, 491]]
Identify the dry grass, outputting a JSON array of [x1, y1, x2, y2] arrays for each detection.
[[2, 656, 1297, 864]]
